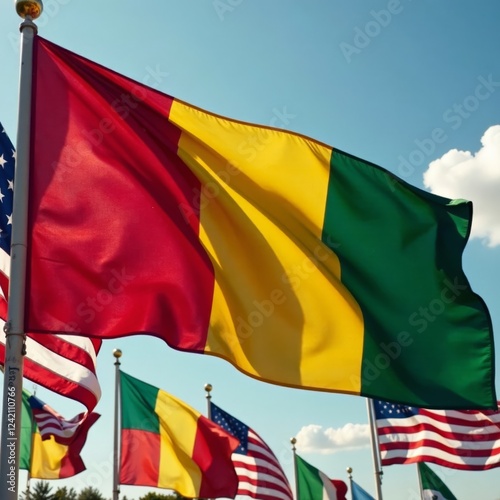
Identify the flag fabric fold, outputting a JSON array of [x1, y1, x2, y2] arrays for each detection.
[[295, 454, 347, 500], [20, 389, 100, 479], [418, 462, 457, 500], [0, 123, 102, 413], [25, 35, 495, 408], [210, 401, 293, 500], [374, 400, 500, 470], [119, 370, 239, 499], [0, 332, 101, 411]]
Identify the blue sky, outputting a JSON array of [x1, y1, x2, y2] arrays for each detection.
[[1, 1, 500, 498]]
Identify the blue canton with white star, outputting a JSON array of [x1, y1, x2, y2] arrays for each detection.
[[210, 402, 248, 454], [374, 400, 420, 419], [0, 123, 15, 256]]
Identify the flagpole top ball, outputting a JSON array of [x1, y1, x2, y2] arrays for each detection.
[[15, 0, 43, 19], [204, 383, 212, 393], [290, 437, 296, 445], [113, 348, 122, 359]]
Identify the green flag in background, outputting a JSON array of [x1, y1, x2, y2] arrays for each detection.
[[419, 462, 457, 500], [295, 454, 347, 500], [19, 390, 34, 470]]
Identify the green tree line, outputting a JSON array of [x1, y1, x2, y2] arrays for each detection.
[[20, 481, 191, 500]]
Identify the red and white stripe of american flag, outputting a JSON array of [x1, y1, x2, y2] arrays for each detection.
[[0, 125, 101, 413], [233, 427, 292, 500], [210, 402, 293, 500], [0, 325, 102, 412], [29, 394, 89, 444], [376, 401, 500, 470]]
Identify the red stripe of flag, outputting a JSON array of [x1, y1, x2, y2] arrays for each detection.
[[0, 121, 102, 413], [380, 438, 500, 457], [377, 423, 500, 442], [119, 429, 161, 487]]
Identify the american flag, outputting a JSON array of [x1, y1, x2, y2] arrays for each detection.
[[27, 393, 96, 445], [374, 400, 500, 470], [0, 123, 102, 412], [210, 402, 293, 500]]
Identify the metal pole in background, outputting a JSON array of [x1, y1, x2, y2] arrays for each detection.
[[347, 467, 353, 500], [204, 383, 213, 500], [291, 437, 299, 500], [204, 383, 213, 420], [416, 463, 424, 500], [0, 2, 43, 499], [366, 398, 384, 500], [112, 349, 122, 500]]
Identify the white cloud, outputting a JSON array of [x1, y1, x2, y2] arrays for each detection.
[[295, 423, 370, 454], [423, 125, 500, 247]]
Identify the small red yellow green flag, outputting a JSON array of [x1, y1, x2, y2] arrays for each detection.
[[119, 371, 239, 498], [20, 390, 98, 479]]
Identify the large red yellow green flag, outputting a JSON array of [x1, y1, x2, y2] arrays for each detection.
[[25, 36, 495, 409], [119, 371, 239, 498]]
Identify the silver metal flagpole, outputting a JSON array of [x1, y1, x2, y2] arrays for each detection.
[[0, 2, 42, 498], [112, 349, 122, 500], [290, 437, 299, 500], [204, 383, 213, 420], [416, 463, 424, 500], [366, 398, 384, 500], [346, 467, 353, 500], [204, 383, 213, 500]]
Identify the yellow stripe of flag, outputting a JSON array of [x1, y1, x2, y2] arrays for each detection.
[[170, 100, 364, 392], [156, 389, 202, 495]]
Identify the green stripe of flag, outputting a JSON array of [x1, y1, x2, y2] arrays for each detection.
[[120, 370, 160, 433], [324, 149, 494, 407], [296, 454, 327, 499]]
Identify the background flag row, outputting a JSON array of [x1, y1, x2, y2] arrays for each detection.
[[12, 362, 499, 498], [117, 364, 348, 500]]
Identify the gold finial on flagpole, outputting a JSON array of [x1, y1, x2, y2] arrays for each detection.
[[204, 384, 213, 419], [113, 348, 123, 360], [291, 438, 298, 499], [15, 0, 43, 19], [204, 383, 213, 400], [346, 466, 353, 494]]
